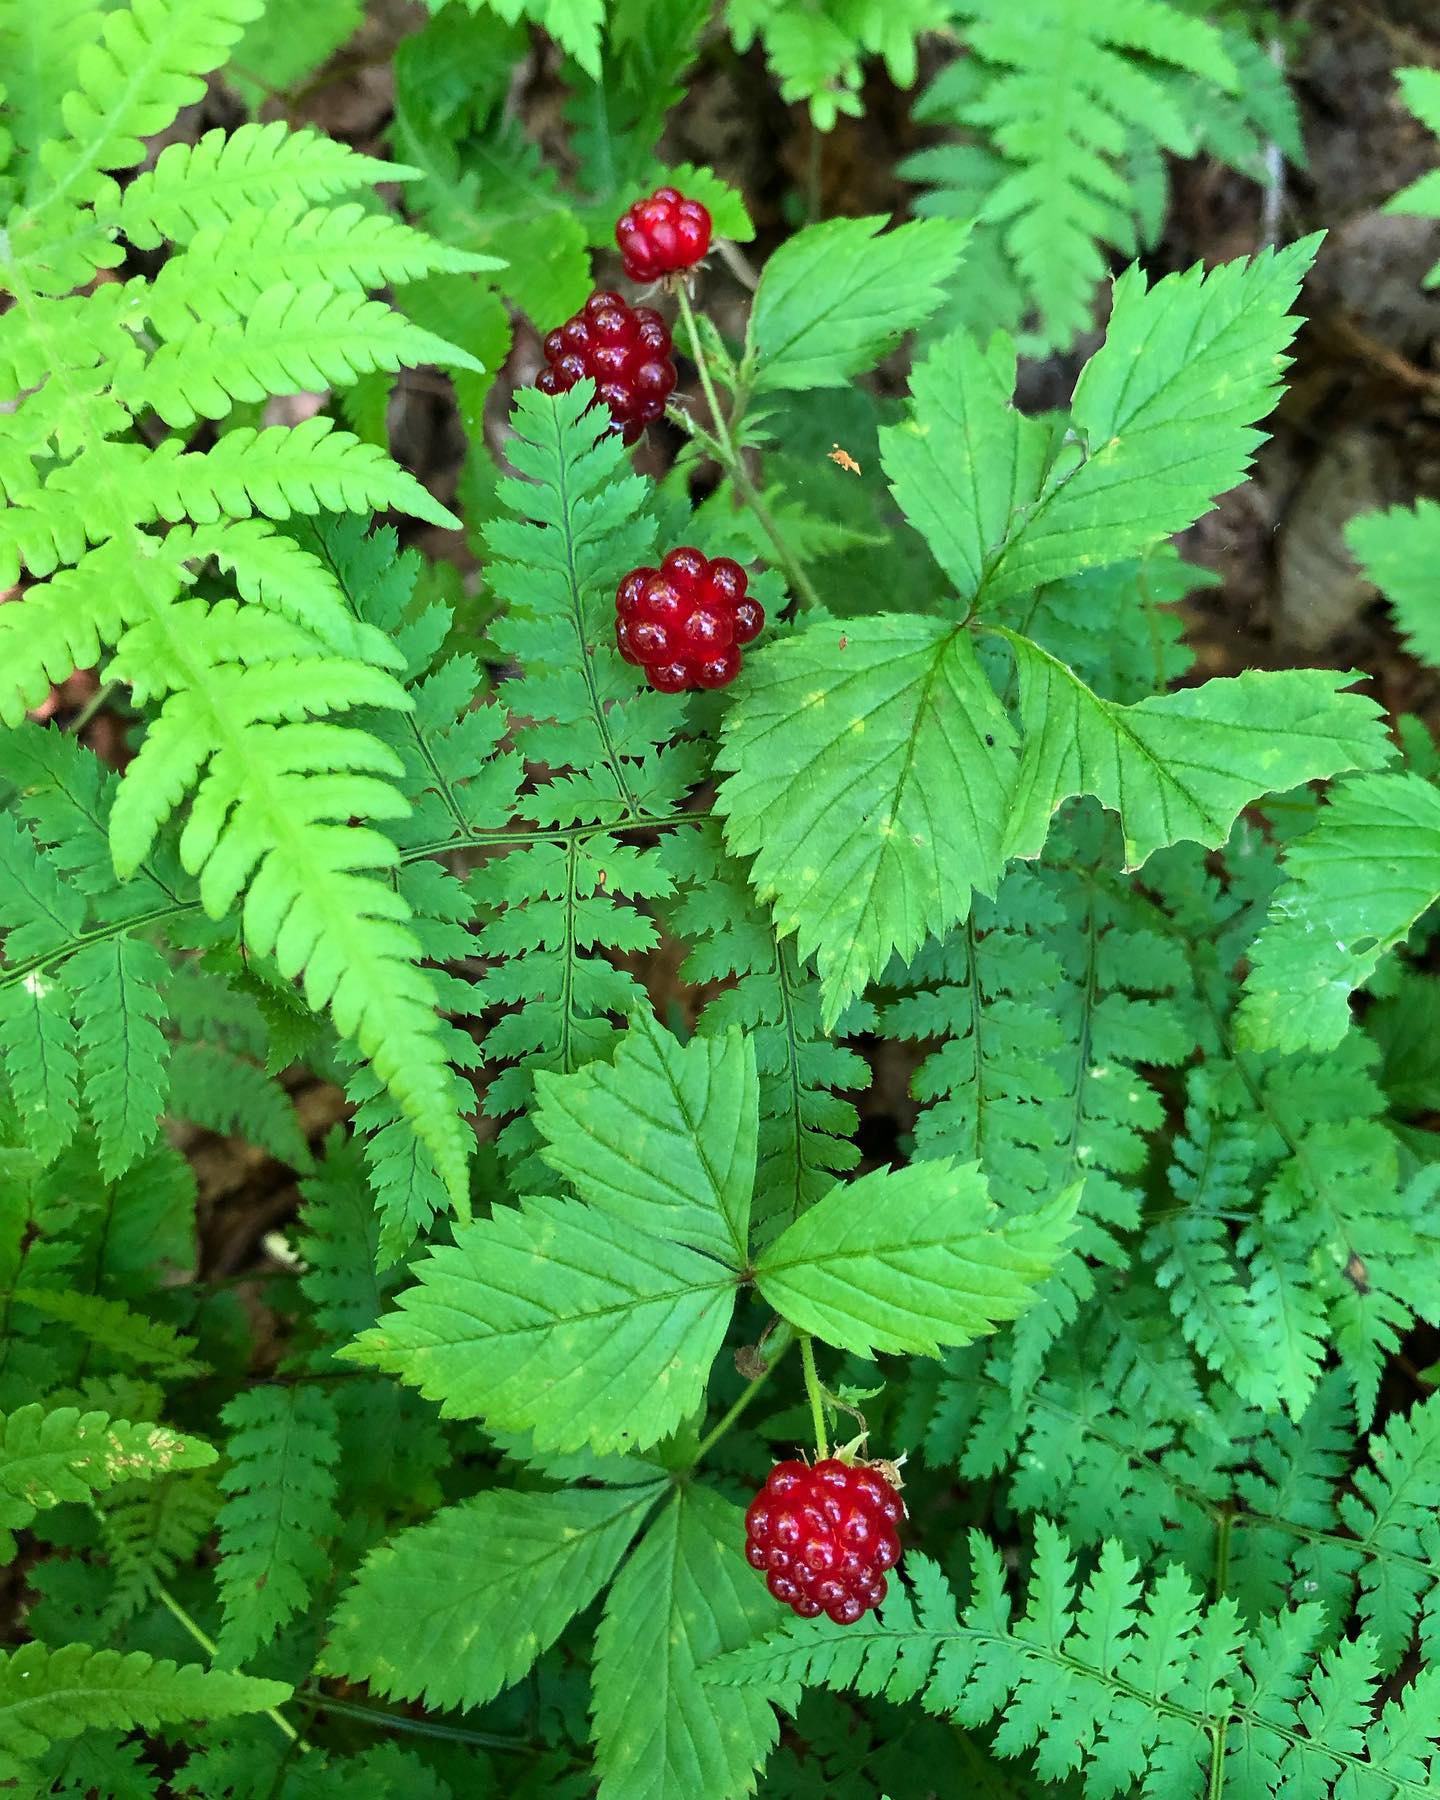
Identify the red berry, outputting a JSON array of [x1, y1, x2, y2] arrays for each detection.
[[744, 1459, 902, 1625], [615, 187, 713, 283], [535, 291, 678, 444], [614, 547, 763, 692]]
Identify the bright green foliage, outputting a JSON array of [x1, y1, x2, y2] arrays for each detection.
[[904, 0, 1246, 347], [0, 1402, 215, 1561], [717, 616, 1016, 1027], [747, 217, 970, 393], [534, 1011, 759, 1265], [1238, 775, 1440, 1054], [323, 1484, 661, 1710], [0, 1641, 289, 1786], [1386, 68, 1440, 284], [592, 1485, 780, 1800], [754, 1163, 1077, 1356], [346, 1189, 741, 1455], [665, 825, 866, 1240], [708, 1525, 1440, 1798], [440, 0, 606, 79], [726, 0, 949, 130], [3, 7, 1435, 1798], [214, 1386, 341, 1666], [882, 243, 1319, 607], [0, 0, 486, 1204], [1002, 651, 1390, 866]]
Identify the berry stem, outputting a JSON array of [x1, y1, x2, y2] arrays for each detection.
[[690, 1320, 794, 1466], [798, 1331, 828, 1460], [672, 283, 824, 616]]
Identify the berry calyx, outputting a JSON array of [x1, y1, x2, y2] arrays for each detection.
[[616, 186, 713, 283], [616, 546, 764, 693], [536, 290, 677, 443], [744, 1457, 903, 1626]]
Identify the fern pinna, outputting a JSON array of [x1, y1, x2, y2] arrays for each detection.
[[3, 3, 1440, 1797]]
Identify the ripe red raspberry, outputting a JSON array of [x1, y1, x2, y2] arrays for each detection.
[[536, 290, 677, 443], [615, 546, 765, 693], [615, 186, 712, 283], [744, 1458, 903, 1626]]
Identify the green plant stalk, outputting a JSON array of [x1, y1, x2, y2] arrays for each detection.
[[152, 1581, 304, 1747], [799, 1332, 828, 1460], [691, 1321, 795, 1465], [673, 282, 824, 614]]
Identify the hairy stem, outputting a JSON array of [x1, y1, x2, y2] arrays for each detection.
[[673, 283, 823, 614]]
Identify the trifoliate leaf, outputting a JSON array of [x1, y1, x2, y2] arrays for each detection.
[[755, 1161, 1079, 1356], [323, 1484, 660, 1712], [1238, 774, 1440, 1055], [343, 1197, 740, 1454], [885, 241, 1321, 608], [749, 216, 970, 392], [534, 1011, 758, 1264], [592, 1485, 779, 1800], [717, 615, 1017, 1031], [1001, 640, 1392, 866]]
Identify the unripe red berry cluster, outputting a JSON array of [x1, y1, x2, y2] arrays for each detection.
[[616, 186, 712, 282], [537, 291, 676, 443], [744, 1458, 903, 1625], [616, 547, 764, 693]]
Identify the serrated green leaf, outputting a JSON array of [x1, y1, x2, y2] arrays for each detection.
[[717, 615, 1016, 1030], [755, 1162, 1079, 1356], [323, 1483, 660, 1711], [534, 1012, 757, 1264], [749, 216, 970, 392], [887, 242, 1320, 609], [343, 1196, 739, 1453], [1000, 640, 1393, 866], [592, 1485, 779, 1800], [1238, 774, 1440, 1055], [879, 328, 1055, 602]]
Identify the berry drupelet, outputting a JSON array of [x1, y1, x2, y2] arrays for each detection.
[[744, 1458, 903, 1626], [615, 546, 764, 693], [536, 290, 677, 443], [616, 186, 712, 283]]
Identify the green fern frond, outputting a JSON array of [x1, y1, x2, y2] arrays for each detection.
[[0, 1639, 287, 1785], [709, 1525, 1440, 1798], [0, 0, 496, 1205], [0, 1401, 215, 1562], [215, 1386, 341, 1666], [905, 0, 1241, 346], [94, 1469, 219, 1627]]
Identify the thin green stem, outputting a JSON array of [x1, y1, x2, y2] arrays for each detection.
[[799, 1332, 828, 1459], [672, 284, 824, 614], [152, 1582, 303, 1747], [691, 1322, 794, 1465], [299, 1688, 537, 1752]]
